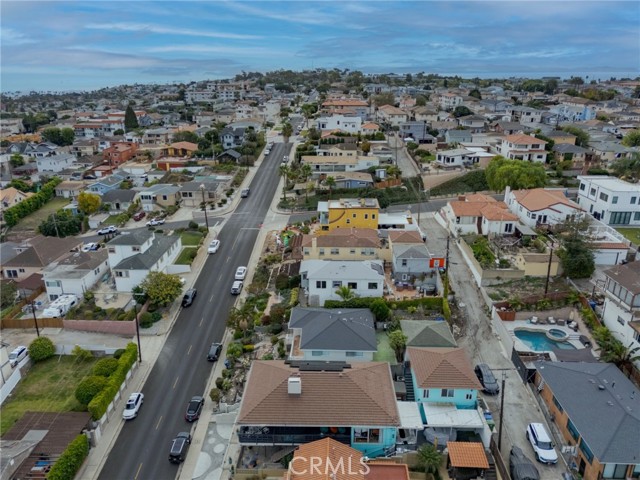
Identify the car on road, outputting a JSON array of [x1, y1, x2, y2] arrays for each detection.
[[234, 266, 247, 280], [474, 363, 500, 395], [9, 346, 27, 367], [207, 343, 222, 361], [168, 432, 191, 463], [81, 242, 100, 252], [526, 423, 558, 464], [185, 396, 204, 422], [133, 211, 146, 221], [181, 288, 197, 308], [241, 188, 250, 198], [207, 239, 220, 254], [281, 155, 288, 164], [510, 446, 540, 480], [230, 280, 243, 295], [146, 218, 165, 226], [122, 392, 144, 420], [97, 225, 118, 235]]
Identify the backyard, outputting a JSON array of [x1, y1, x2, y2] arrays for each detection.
[[616, 227, 640, 245], [485, 276, 572, 302], [373, 331, 396, 363], [11, 197, 70, 232], [0, 355, 97, 435]]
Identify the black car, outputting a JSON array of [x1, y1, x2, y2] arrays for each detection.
[[207, 343, 222, 361], [185, 395, 204, 422], [474, 363, 500, 395], [181, 288, 197, 308], [168, 432, 191, 464], [510, 446, 540, 480]]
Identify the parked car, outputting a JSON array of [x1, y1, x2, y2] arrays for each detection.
[[240, 188, 250, 198], [526, 423, 558, 464], [97, 225, 118, 235], [168, 432, 191, 463], [234, 266, 247, 280], [474, 363, 500, 395], [9, 346, 27, 367], [122, 392, 144, 420], [230, 280, 243, 295], [207, 343, 222, 361], [182, 289, 197, 308], [133, 211, 146, 221], [146, 218, 165, 226], [510, 446, 540, 480], [81, 242, 100, 252], [185, 396, 204, 422], [207, 239, 220, 254]]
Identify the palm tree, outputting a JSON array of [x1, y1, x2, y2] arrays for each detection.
[[335, 285, 355, 301], [388, 330, 407, 363], [416, 444, 443, 479], [325, 175, 336, 199], [279, 164, 291, 200], [282, 122, 293, 143], [300, 163, 312, 182], [599, 340, 640, 375]]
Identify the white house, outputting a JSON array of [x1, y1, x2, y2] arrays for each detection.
[[42, 250, 109, 301], [506, 106, 543, 125], [505, 187, 585, 228], [300, 259, 385, 307], [440, 194, 517, 236], [106, 231, 182, 292], [36, 154, 77, 173], [499, 134, 547, 162], [600, 261, 640, 369], [301, 155, 380, 178], [376, 105, 409, 127], [436, 148, 472, 168], [439, 93, 463, 110], [315, 115, 362, 134], [576, 176, 640, 226]]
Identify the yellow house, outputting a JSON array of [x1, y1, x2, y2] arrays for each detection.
[[317, 198, 379, 233]]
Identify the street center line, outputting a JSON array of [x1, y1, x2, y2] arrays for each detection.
[[134, 463, 143, 480], [172, 376, 179, 389], [187, 345, 192, 355], [155, 416, 162, 430], [199, 316, 204, 326]]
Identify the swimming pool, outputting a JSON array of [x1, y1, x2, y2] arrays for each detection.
[[514, 329, 577, 351]]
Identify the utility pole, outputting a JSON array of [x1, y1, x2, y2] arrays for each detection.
[[445, 235, 451, 270], [30, 299, 40, 337], [498, 373, 507, 451], [200, 184, 209, 230], [544, 241, 554, 295], [132, 295, 142, 363]]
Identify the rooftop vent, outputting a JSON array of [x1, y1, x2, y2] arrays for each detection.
[[288, 376, 302, 395], [598, 385, 606, 391]]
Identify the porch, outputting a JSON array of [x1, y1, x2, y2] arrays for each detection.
[[238, 425, 351, 446]]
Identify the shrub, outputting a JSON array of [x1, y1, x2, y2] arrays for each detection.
[[47, 434, 89, 480], [262, 353, 274, 360], [270, 335, 279, 345], [227, 342, 244, 359], [139, 312, 153, 328], [188, 220, 199, 230], [269, 323, 283, 335], [151, 311, 162, 323], [222, 368, 233, 379], [243, 344, 255, 352], [269, 304, 287, 324], [75, 376, 108, 405], [370, 299, 390, 322], [289, 288, 299, 307], [29, 336, 55, 362], [72, 345, 93, 362], [210, 388, 221, 403], [215, 377, 224, 389], [113, 348, 125, 359], [93, 358, 119, 377], [222, 379, 232, 392]]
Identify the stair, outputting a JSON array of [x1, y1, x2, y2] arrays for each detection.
[[404, 368, 415, 402], [485, 449, 498, 480]]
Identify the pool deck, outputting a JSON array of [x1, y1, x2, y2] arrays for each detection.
[[506, 320, 586, 355]]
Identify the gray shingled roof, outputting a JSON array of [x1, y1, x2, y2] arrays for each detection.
[[534, 361, 640, 463], [102, 189, 137, 203], [394, 244, 431, 260], [107, 230, 153, 247], [289, 307, 376, 351], [401, 320, 457, 348], [113, 235, 180, 270]]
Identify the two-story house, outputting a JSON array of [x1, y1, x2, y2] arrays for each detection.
[[316, 143, 359, 157], [505, 187, 585, 228], [321, 99, 369, 120], [376, 105, 408, 127], [439, 93, 463, 111], [2, 236, 82, 281], [36, 153, 77, 173], [42, 250, 109, 301], [399, 121, 436, 143], [220, 127, 246, 149], [102, 142, 139, 167], [300, 260, 384, 307], [576, 176, 640, 226], [457, 115, 487, 132], [315, 115, 362, 134], [288, 308, 377, 362], [499, 134, 547, 162], [317, 198, 380, 233], [506, 106, 543, 125], [0, 187, 33, 210], [600, 261, 640, 368], [106, 230, 181, 292], [300, 228, 387, 261], [143, 127, 173, 145], [86, 174, 125, 195], [301, 155, 380, 179], [440, 194, 517, 236], [138, 184, 181, 211], [388, 230, 435, 283]]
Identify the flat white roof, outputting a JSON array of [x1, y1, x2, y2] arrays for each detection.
[[578, 176, 640, 192], [423, 403, 485, 428], [397, 401, 424, 429]]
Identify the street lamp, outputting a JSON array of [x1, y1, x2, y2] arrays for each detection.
[[200, 184, 209, 229]]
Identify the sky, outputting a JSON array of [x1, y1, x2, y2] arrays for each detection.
[[1, 0, 639, 93]]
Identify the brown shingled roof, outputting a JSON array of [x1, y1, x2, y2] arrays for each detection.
[[237, 361, 400, 427], [388, 230, 423, 244], [407, 347, 482, 390], [447, 441, 489, 469], [504, 134, 547, 145], [288, 438, 365, 480], [301, 228, 380, 249], [511, 188, 582, 212]]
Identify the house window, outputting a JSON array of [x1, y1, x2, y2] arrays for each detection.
[[353, 428, 380, 444], [599, 192, 609, 202], [372, 214, 376, 219], [350, 249, 356, 254], [402, 259, 408, 266], [115, 271, 130, 278], [612, 196, 618, 204], [579, 438, 594, 464], [348, 282, 357, 289], [441, 389, 454, 398], [552, 396, 564, 413], [526, 212, 531, 218], [311, 351, 323, 357], [505, 223, 513, 233], [617, 316, 626, 326], [132, 246, 141, 253], [19, 268, 25, 273], [303, 248, 310, 255], [346, 352, 363, 357], [6, 270, 18, 278], [352, 213, 357, 218], [319, 248, 325, 256], [634, 212, 640, 221], [332, 280, 342, 288], [531, 213, 537, 220], [567, 418, 580, 441], [631, 196, 637, 204], [316, 281, 327, 289], [610, 212, 632, 225], [603, 464, 629, 479], [590, 188, 596, 196], [364, 214, 369, 219], [346, 219, 350, 224], [45, 280, 61, 287], [330, 248, 339, 255], [368, 282, 378, 289], [423, 390, 429, 398], [465, 393, 472, 400], [455, 216, 461, 224]]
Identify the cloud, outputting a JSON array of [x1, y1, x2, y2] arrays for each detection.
[[0, 27, 36, 46], [85, 22, 263, 40], [146, 44, 290, 57]]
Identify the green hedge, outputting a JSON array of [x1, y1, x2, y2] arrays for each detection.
[[2, 177, 62, 227], [325, 296, 444, 314], [442, 297, 451, 321], [47, 434, 89, 480], [87, 343, 138, 420], [28, 336, 56, 362]]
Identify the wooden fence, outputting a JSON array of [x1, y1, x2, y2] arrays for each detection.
[[1, 317, 63, 329]]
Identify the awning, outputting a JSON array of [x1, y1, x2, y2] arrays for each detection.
[[423, 403, 484, 428], [397, 401, 423, 429], [448, 441, 489, 469]]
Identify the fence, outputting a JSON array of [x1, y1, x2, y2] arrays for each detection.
[[489, 433, 511, 480], [1, 317, 64, 329]]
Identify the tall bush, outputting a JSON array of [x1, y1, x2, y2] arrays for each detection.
[[28, 336, 55, 362], [2, 177, 62, 227], [75, 376, 109, 405], [47, 434, 89, 480]]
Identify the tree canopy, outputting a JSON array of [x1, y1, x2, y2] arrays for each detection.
[[452, 106, 473, 117], [41, 127, 75, 146], [484, 156, 547, 192], [621, 129, 640, 147], [39, 210, 82, 237], [124, 105, 139, 132], [555, 218, 595, 279], [77, 192, 101, 215], [610, 153, 640, 179], [139, 271, 183, 307], [562, 126, 590, 147]]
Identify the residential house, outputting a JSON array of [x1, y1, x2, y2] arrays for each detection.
[[236, 361, 400, 457], [317, 198, 380, 232], [550, 103, 597, 122], [600, 261, 640, 367], [106, 230, 181, 292], [301, 228, 386, 261], [315, 115, 362, 134], [101, 189, 137, 212], [70, 139, 99, 157], [329, 172, 375, 189], [399, 121, 435, 143], [300, 259, 384, 306], [2, 236, 82, 281], [446, 442, 491, 480], [179, 181, 220, 207], [221, 127, 246, 149], [401, 320, 457, 348], [302, 155, 379, 179], [36, 153, 76, 173], [588, 141, 634, 164], [138, 184, 181, 211], [576, 176, 640, 226], [161, 142, 198, 158], [439, 93, 464, 110], [0, 242, 20, 269], [8, 142, 57, 158], [321, 99, 369, 119], [86, 174, 124, 195], [288, 308, 377, 362], [457, 115, 487, 132], [1, 187, 33, 209], [316, 143, 358, 157], [436, 148, 471, 168], [444, 129, 473, 144], [533, 361, 640, 480], [552, 144, 590, 169], [505, 187, 585, 228], [217, 149, 242, 163], [102, 142, 138, 167], [53, 181, 84, 200], [376, 105, 408, 127], [506, 106, 543, 125], [42, 250, 109, 301], [544, 130, 577, 145], [491, 121, 527, 135], [413, 107, 439, 123], [499, 134, 547, 162], [361, 122, 381, 135], [440, 194, 517, 236]]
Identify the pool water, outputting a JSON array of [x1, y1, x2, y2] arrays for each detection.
[[515, 330, 576, 351]]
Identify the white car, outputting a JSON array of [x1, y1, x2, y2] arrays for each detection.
[[123, 392, 144, 420], [146, 218, 165, 226], [9, 346, 27, 367], [230, 280, 243, 295], [97, 226, 117, 235], [234, 266, 247, 280], [81, 242, 99, 252], [208, 239, 220, 254], [526, 423, 558, 464]]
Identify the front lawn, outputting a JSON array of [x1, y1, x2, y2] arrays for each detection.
[[102, 214, 124, 226], [615, 227, 640, 245], [1, 356, 98, 435], [180, 231, 204, 246], [175, 247, 199, 265], [12, 197, 70, 232]]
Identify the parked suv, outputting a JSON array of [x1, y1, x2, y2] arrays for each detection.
[[182, 289, 197, 307], [207, 343, 222, 361], [526, 423, 558, 464], [168, 432, 191, 463], [230, 280, 243, 295], [474, 363, 500, 395], [240, 188, 250, 198], [9, 346, 27, 367]]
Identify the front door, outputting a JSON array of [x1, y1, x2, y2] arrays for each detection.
[[578, 458, 586, 477]]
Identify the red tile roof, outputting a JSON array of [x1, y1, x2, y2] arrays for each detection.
[[407, 347, 482, 390], [288, 438, 365, 480], [510, 188, 583, 212], [447, 442, 489, 469], [504, 134, 547, 145]]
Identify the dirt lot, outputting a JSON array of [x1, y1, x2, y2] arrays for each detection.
[[485, 277, 572, 302]]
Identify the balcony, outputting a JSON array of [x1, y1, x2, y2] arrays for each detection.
[[238, 426, 351, 446]]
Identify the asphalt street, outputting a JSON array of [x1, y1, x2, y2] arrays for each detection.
[[98, 142, 291, 480]]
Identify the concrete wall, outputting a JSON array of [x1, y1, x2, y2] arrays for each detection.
[[63, 319, 136, 336]]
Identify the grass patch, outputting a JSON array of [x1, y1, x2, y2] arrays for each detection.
[[180, 231, 203, 246], [615, 227, 640, 245], [430, 170, 489, 196], [102, 214, 123, 226], [373, 332, 397, 364], [1, 356, 98, 435], [175, 247, 199, 265], [12, 197, 70, 231]]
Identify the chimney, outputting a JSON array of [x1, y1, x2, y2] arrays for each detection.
[[288, 376, 302, 395], [504, 185, 511, 200]]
